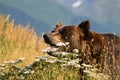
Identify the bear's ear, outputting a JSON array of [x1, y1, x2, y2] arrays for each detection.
[[78, 20, 90, 32], [53, 22, 63, 31], [56, 22, 62, 28]]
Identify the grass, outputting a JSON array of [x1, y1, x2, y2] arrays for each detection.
[[0, 14, 47, 68], [0, 14, 119, 80]]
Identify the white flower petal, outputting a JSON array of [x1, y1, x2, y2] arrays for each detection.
[[73, 49, 79, 53], [45, 60, 56, 63], [19, 57, 25, 61], [35, 59, 40, 62], [82, 63, 92, 68], [65, 42, 70, 45], [42, 46, 58, 52], [61, 52, 71, 55], [0, 73, 5, 76], [0, 67, 5, 70], [0, 64, 6, 67], [10, 61, 16, 64], [4, 61, 10, 64], [56, 42, 65, 46]]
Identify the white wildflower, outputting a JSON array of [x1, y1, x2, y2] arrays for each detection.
[[16, 57, 25, 63], [56, 42, 70, 47], [0, 67, 5, 70], [98, 73, 110, 79], [75, 58, 79, 61], [21, 75, 25, 80], [18, 57, 25, 61], [35, 59, 40, 62], [84, 70, 93, 74], [4, 61, 10, 64], [65, 42, 70, 45], [39, 57, 48, 61], [30, 70, 34, 74], [10, 60, 16, 64], [23, 71, 30, 74], [48, 56, 56, 59], [0, 73, 5, 76], [90, 68, 100, 72], [74, 64, 81, 68], [98, 73, 104, 76], [73, 49, 79, 53], [42, 49, 48, 52], [0, 64, 6, 67], [42, 46, 58, 52], [87, 72, 98, 78], [45, 60, 56, 64], [54, 52, 61, 55], [61, 52, 71, 56], [82, 63, 92, 68], [56, 42, 66, 46], [23, 70, 34, 74], [67, 60, 79, 65]]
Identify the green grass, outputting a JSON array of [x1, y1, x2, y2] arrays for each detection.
[[0, 56, 80, 80]]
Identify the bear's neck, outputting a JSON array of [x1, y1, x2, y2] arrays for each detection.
[[83, 31, 105, 57], [86, 31, 104, 45]]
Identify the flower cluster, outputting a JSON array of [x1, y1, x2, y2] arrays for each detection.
[[0, 57, 25, 77]]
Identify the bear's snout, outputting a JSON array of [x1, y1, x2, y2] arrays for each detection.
[[43, 34, 51, 44], [43, 34, 49, 40]]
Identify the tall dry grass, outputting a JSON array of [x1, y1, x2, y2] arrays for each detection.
[[0, 14, 46, 68]]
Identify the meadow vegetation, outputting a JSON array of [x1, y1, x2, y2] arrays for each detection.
[[0, 14, 46, 66], [0, 14, 119, 80]]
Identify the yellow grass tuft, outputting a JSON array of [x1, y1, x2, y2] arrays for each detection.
[[0, 14, 46, 68]]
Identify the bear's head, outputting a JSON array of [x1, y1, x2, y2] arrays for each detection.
[[43, 20, 91, 52]]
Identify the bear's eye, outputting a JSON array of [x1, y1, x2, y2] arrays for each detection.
[[59, 29, 72, 39], [59, 30, 64, 35], [51, 30, 55, 33], [59, 31, 69, 39]]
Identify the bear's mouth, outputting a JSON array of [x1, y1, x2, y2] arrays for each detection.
[[43, 42, 70, 53], [45, 45, 59, 52]]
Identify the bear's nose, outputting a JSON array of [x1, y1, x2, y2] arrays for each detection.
[[43, 34, 51, 43], [43, 34, 49, 39]]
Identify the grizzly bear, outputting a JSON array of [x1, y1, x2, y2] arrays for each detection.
[[43, 20, 120, 78]]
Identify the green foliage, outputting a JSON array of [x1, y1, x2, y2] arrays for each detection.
[[0, 56, 80, 80]]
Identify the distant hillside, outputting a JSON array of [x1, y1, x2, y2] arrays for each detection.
[[0, 3, 49, 36], [0, 0, 76, 36], [0, 0, 75, 25]]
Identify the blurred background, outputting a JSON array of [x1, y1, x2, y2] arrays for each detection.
[[0, 0, 120, 36]]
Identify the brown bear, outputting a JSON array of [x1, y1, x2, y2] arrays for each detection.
[[43, 20, 120, 78]]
